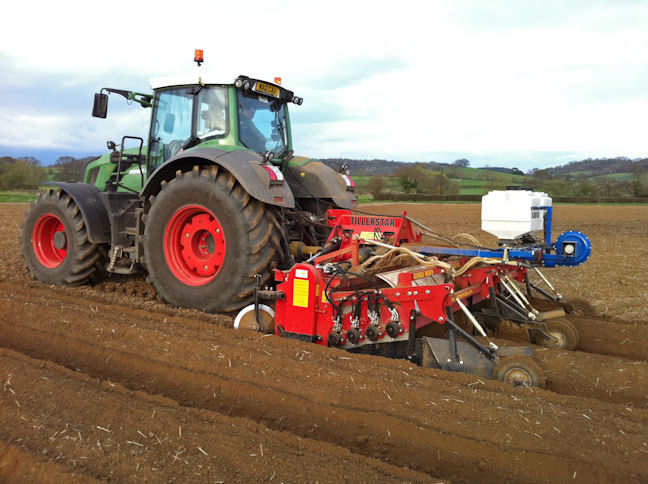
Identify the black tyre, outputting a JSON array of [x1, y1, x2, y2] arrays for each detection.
[[538, 317, 579, 350], [143, 166, 282, 313], [21, 189, 105, 285], [562, 297, 597, 318], [493, 356, 546, 388]]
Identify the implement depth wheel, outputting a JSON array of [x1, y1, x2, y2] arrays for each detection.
[[234, 304, 275, 333], [562, 297, 597, 318], [538, 317, 579, 350], [494, 357, 545, 388], [143, 166, 281, 313], [21, 189, 105, 285]]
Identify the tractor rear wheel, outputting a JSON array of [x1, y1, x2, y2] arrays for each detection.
[[494, 357, 546, 388], [143, 166, 282, 313], [21, 189, 105, 285]]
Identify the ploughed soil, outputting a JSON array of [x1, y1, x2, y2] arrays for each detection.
[[1, 202, 647, 483]]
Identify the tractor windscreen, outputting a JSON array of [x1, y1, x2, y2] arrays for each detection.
[[237, 91, 288, 158]]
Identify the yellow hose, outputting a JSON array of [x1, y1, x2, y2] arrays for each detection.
[[359, 239, 519, 281]]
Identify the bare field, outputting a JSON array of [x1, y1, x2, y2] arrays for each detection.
[[1, 202, 647, 483]]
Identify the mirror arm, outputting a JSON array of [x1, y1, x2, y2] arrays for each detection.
[[101, 88, 153, 108], [101, 87, 131, 99], [132, 92, 153, 108]]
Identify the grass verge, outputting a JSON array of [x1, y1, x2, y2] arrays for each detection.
[[0, 191, 37, 202]]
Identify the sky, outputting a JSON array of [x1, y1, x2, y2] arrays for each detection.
[[1, 0, 647, 171]]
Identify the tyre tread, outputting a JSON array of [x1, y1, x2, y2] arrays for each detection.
[[21, 189, 106, 286], [143, 166, 282, 313]]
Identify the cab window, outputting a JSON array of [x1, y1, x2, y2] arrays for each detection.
[[149, 86, 229, 169], [237, 91, 288, 157], [149, 89, 193, 167], [196, 88, 228, 140]]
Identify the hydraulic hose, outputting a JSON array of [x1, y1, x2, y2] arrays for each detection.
[[359, 239, 520, 281]]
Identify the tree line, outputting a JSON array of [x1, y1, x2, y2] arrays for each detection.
[[2, 154, 647, 200], [0, 156, 98, 190], [530, 169, 648, 198], [364, 164, 461, 197], [350, 157, 648, 199]]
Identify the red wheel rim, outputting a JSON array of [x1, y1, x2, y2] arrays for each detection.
[[32, 213, 67, 268], [164, 205, 226, 286]]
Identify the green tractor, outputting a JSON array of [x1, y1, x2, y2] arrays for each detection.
[[21, 74, 357, 312]]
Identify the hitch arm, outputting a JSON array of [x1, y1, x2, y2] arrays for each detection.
[[444, 306, 497, 361]]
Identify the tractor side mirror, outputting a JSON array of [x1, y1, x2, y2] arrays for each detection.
[[92, 93, 108, 118], [163, 113, 175, 133]]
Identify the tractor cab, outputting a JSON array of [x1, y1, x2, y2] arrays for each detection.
[[147, 75, 302, 169], [88, 75, 303, 193]]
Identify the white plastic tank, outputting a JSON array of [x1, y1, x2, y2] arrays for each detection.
[[481, 190, 552, 241]]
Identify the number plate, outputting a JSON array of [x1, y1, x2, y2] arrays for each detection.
[[254, 81, 280, 98]]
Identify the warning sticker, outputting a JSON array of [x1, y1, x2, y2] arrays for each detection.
[[293, 278, 309, 308], [413, 268, 436, 280], [295, 268, 309, 279]]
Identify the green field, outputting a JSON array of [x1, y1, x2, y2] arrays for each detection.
[[352, 166, 532, 196], [46, 167, 62, 181], [459, 187, 488, 195], [594, 173, 635, 181], [0, 191, 37, 202], [458, 179, 486, 186]]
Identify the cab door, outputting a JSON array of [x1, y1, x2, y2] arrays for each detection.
[[148, 88, 194, 171]]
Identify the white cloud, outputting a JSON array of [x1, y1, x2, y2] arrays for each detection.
[[0, 110, 149, 151], [0, 0, 646, 165]]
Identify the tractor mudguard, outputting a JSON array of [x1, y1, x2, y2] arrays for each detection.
[[284, 159, 357, 209], [141, 147, 295, 208], [44, 182, 111, 243]]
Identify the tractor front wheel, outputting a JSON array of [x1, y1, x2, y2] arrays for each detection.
[[143, 166, 281, 313], [21, 189, 105, 285]]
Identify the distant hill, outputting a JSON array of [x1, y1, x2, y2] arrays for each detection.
[[320, 158, 443, 176], [545, 157, 648, 177], [477, 166, 525, 176], [2, 153, 647, 200], [320, 156, 648, 200], [320, 156, 648, 178]]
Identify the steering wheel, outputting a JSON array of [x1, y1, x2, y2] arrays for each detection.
[[166, 140, 185, 159]]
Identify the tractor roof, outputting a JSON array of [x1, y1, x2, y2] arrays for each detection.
[[150, 75, 224, 90], [150, 75, 303, 106]]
